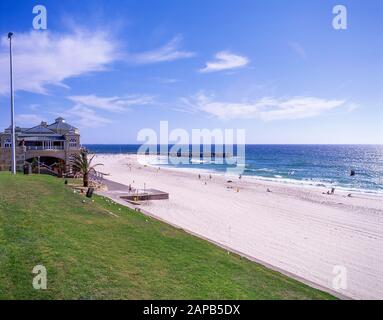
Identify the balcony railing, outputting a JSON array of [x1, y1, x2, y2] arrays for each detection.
[[26, 146, 64, 151]]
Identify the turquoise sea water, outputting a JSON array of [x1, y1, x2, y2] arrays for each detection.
[[85, 144, 383, 194]]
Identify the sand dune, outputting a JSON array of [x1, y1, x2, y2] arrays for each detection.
[[95, 154, 383, 300]]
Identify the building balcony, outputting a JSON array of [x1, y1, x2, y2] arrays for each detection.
[[26, 146, 64, 151]]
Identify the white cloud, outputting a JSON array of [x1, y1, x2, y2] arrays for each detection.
[[181, 93, 347, 121], [130, 35, 195, 64], [200, 51, 249, 73], [67, 94, 154, 113], [65, 105, 112, 128], [16, 114, 45, 126], [288, 42, 307, 60], [345, 103, 358, 112], [29, 104, 40, 111], [0, 30, 118, 95], [154, 77, 180, 84]]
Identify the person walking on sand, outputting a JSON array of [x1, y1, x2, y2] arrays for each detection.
[[198, 174, 201, 180]]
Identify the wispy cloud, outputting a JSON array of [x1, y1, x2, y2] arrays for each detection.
[[67, 94, 154, 113], [0, 30, 118, 95], [29, 104, 41, 111], [181, 92, 348, 121], [153, 77, 180, 84], [288, 42, 307, 60], [64, 105, 112, 128], [200, 51, 249, 73], [16, 113, 46, 126], [130, 35, 195, 64], [345, 103, 358, 112]]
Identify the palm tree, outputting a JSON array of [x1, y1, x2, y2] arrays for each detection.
[[73, 149, 103, 187]]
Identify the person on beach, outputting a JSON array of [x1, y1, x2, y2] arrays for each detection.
[[198, 174, 201, 180]]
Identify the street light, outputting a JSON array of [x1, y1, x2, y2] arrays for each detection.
[[8, 32, 16, 175]]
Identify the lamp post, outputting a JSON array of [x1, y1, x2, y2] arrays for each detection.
[[8, 32, 16, 175]]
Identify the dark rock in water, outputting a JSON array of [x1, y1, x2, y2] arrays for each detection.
[[350, 170, 356, 176]]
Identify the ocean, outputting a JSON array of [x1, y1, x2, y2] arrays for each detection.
[[85, 144, 383, 195]]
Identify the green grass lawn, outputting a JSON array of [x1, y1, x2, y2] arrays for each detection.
[[0, 173, 335, 300]]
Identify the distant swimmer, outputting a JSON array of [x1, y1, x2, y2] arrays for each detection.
[[350, 170, 356, 176]]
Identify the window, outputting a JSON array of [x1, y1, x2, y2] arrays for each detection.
[[4, 139, 11, 148], [69, 138, 77, 148]]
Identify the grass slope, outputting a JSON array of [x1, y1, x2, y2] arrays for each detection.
[[0, 173, 334, 300]]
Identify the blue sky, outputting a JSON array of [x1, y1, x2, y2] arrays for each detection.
[[0, 0, 382, 144]]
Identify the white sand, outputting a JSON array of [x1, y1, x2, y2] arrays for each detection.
[[95, 154, 383, 300]]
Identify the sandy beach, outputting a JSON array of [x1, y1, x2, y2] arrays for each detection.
[[95, 154, 383, 300]]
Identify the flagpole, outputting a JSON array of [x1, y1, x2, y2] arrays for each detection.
[[8, 32, 16, 175]]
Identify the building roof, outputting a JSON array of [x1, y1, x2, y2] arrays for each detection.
[[23, 124, 56, 134], [1, 117, 79, 136], [46, 117, 78, 134]]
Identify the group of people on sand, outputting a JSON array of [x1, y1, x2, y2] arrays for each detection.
[[195, 168, 359, 197], [197, 172, 272, 193]]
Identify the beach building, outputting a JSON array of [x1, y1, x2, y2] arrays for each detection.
[[0, 117, 81, 173]]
